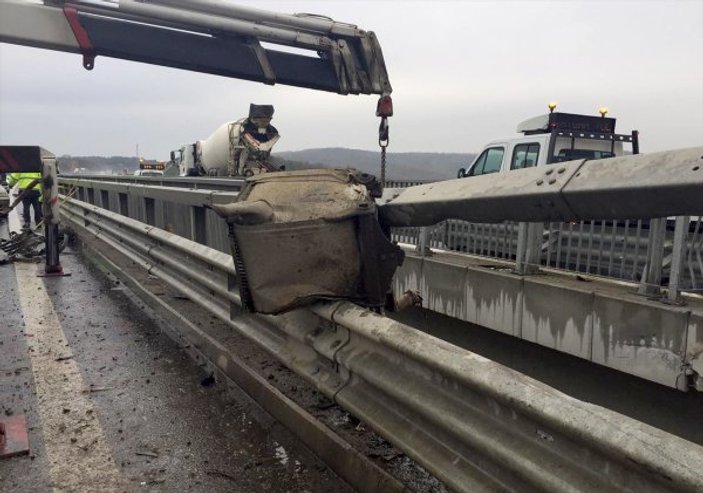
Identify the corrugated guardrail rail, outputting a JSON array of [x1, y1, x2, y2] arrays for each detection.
[[60, 194, 703, 492], [60, 174, 246, 192]]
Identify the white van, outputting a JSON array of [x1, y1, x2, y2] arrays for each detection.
[[458, 109, 639, 178]]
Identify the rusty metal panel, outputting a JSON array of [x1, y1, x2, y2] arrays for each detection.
[[591, 294, 689, 388], [0, 415, 29, 459], [522, 277, 594, 359]]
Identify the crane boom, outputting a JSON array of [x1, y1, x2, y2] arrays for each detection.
[[0, 0, 392, 96]]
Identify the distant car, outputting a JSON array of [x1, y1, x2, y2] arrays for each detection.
[[133, 169, 164, 177]]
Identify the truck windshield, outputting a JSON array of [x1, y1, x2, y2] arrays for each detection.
[[554, 149, 615, 162]]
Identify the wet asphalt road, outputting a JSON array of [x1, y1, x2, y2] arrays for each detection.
[[0, 225, 351, 492]]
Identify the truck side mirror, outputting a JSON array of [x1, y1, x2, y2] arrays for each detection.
[[457, 167, 466, 179]]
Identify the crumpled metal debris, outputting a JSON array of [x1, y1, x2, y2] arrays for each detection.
[[0, 228, 50, 264], [211, 168, 404, 314]]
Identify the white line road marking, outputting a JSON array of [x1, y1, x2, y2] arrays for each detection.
[[15, 262, 126, 492]]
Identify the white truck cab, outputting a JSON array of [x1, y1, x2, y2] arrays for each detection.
[[134, 160, 165, 177], [458, 107, 639, 178]]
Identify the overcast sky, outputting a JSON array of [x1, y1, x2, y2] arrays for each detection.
[[0, 0, 701, 159]]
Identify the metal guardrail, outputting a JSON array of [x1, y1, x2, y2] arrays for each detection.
[[391, 208, 703, 299], [60, 194, 703, 492], [59, 174, 703, 298], [59, 176, 236, 254], [61, 174, 245, 192]]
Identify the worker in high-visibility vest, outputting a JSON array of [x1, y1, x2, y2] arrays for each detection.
[[7, 172, 42, 228]]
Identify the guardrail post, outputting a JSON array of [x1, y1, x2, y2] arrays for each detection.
[[637, 217, 666, 296], [667, 216, 689, 304], [415, 227, 431, 257], [515, 222, 542, 274], [40, 156, 65, 275]]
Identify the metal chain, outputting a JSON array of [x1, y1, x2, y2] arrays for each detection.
[[380, 145, 387, 188], [379, 116, 389, 189]]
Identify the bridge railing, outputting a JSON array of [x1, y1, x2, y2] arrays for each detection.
[[56, 190, 703, 493], [388, 181, 703, 300], [58, 175, 703, 300], [59, 176, 236, 255]]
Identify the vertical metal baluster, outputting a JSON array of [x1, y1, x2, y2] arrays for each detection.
[[490, 223, 495, 257], [607, 220, 617, 277], [597, 221, 607, 276], [456, 220, 462, 251], [487, 223, 493, 257], [565, 221, 575, 271], [516, 222, 527, 273], [555, 223, 564, 269], [479, 223, 485, 256], [691, 218, 703, 289], [638, 218, 666, 296], [575, 221, 585, 273], [585, 220, 595, 274], [489, 223, 494, 257], [545, 222, 554, 268], [491, 223, 497, 257], [416, 227, 430, 256], [527, 222, 543, 274], [632, 220, 643, 281], [447, 220, 453, 250], [456, 220, 461, 251], [619, 219, 631, 278], [668, 216, 689, 303]]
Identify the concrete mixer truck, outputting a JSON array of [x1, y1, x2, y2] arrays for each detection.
[[171, 104, 282, 177]]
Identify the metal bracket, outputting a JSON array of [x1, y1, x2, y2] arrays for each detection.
[[247, 37, 276, 85], [63, 5, 96, 70]]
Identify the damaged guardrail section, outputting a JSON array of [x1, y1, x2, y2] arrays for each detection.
[[380, 147, 703, 227], [60, 195, 703, 492]]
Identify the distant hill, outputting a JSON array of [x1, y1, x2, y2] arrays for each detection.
[[273, 148, 475, 182], [58, 149, 476, 181], [58, 155, 138, 174]]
